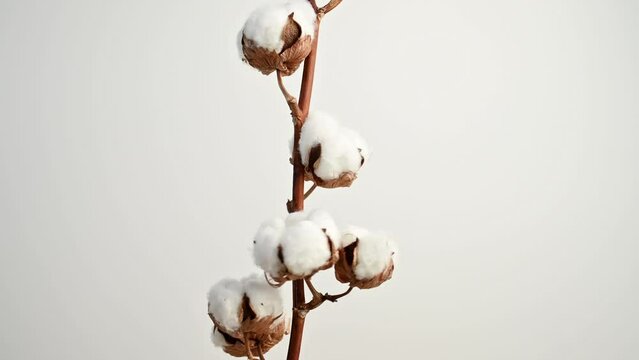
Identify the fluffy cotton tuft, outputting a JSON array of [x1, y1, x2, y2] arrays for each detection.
[[352, 232, 396, 280], [242, 274, 284, 319], [242, 0, 316, 53], [306, 209, 340, 243], [207, 278, 245, 332], [253, 210, 339, 281], [298, 111, 369, 185], [281, 220, 332, 276]]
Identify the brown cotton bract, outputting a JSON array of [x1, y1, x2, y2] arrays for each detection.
[[242, 14, 313, 76]]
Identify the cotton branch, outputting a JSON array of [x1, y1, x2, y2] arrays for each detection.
[[319, 0, 342, 15], [308, 0, 319, 13], [297, 277, 354, 312], [304, 183, 317, 200], [276, 70, 303, 123]]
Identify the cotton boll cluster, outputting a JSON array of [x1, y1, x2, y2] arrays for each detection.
[[239, 0, 317, 76], [207, 275, 287, 357], [299, 112, 370, 188], [334, 227, 396, 289], [253, 209, 339, 284]]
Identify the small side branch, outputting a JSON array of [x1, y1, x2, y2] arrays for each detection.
[[324, 286, 353, 302], [276, 70, 303, 123], [320, 0, 342, 14], [304, 183, 317, 200], [297, 277, 354, 311]]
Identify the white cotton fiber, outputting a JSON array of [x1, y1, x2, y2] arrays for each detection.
[[298, 111, 369, 182], [208, 278, 245, 331], [281, 220, 332, 277], [341, 127, 370, 161], [284, 209, 339, 245], [242, 0, 316, 53], [286, 0, 316, 36], [314, 134, 359, 180], [306, 209, 340, 244], [284, 210, 311, 226], [253, 218, 286, 277], [341, 227, 396, 280], [242, 274, 284, 319], [340, 225, 367, 248]]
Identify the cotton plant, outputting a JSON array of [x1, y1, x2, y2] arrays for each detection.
[[207, 1, 399, 359]]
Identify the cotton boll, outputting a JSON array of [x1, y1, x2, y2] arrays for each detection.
[[252, 210, 340, 282], [297, 111, 370, 188], [207, 278, 244, 332], [242, 274, 284, 320], [335, 228, 397, 289], [281, 220, 334, 277], [207, 274, 287, 357], [253, 218, 286, 277], [243, 0, 315, 52], [243, 2, 291, 52], [240, 0, 316, 75]]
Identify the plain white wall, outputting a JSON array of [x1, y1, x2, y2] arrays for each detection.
[[1, 0, 638, 359]]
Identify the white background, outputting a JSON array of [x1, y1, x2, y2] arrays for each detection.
[[1, 0, 638, 359]]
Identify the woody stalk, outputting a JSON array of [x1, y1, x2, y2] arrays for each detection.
[[206, 1, 398, 360]]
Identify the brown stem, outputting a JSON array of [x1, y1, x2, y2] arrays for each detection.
[[276, 70, 303, 123], [320, 0, 342, 14], [285, 10, 323, 360]]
